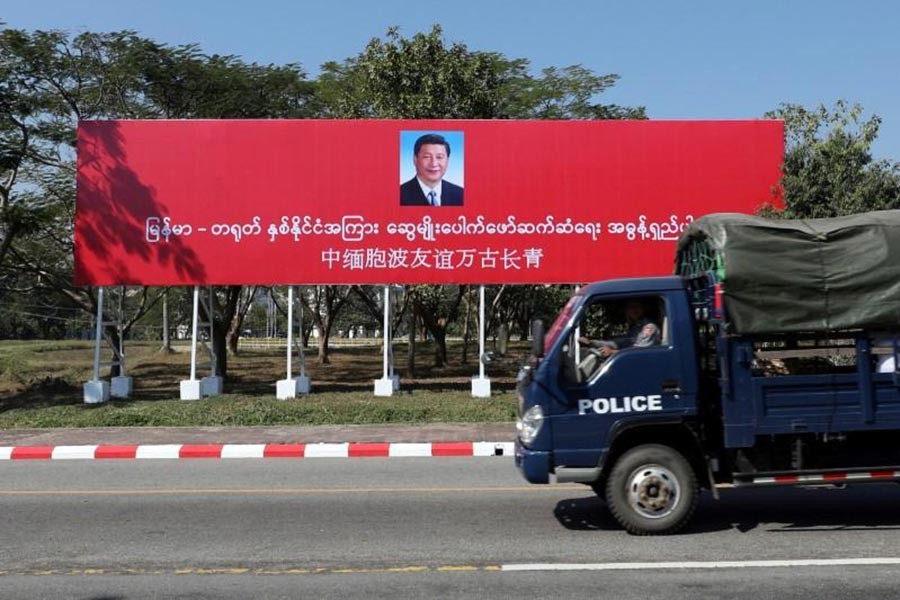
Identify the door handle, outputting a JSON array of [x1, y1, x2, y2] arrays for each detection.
[[662, 380, 682, 394]]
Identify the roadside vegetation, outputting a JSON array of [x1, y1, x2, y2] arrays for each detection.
[[0, 340, 521, 428]]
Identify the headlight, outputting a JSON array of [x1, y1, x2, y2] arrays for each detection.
[[516, 405, 544, 446]]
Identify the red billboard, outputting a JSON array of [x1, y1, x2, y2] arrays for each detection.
[[74, 119, 783, 285]]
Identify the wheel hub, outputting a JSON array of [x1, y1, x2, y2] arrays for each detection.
[[627, 465, 680, 519]]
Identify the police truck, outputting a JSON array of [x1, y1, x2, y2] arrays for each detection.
[[515, 211, 900, 534]]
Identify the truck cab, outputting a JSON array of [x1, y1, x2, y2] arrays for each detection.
[[516, 277, 708, 534]]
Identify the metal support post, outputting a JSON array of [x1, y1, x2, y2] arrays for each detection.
[[278, 285, 310, 398], [287, 286, 293, 376], [298, 295, 307, 379], [93, 287, 104, 382], [374, 285, 395, 396], [84, 287, 110, 404], [180, 286, 203, 400], [472, 285, 491, 397], [190, 286, 199, 380], [574, 285, 581, 365]]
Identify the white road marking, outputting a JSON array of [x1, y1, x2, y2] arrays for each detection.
[[0, 447, 13, 460], [501, 558, 900, 572]]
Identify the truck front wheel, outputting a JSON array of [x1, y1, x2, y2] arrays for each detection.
[[605, 444, 699, 535]]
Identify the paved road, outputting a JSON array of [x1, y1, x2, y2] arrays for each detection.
[[2, 458, 900, 598]]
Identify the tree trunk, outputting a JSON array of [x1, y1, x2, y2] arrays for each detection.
[[317, 328, 331, 364], [213, 321, 228, 377], [461, 288, 472, 365], [517, 314, 531, 341], [204, 286, 242, 378], [226, 311, 243, 355], [226, 328, 239, 355], [302, 324, 312, 348], [406, 305, 416, 377], [160, 289, 173, 353], [433, 328, 447, 367], [103, 324, 123, 378], [497, 323, 509, 356]]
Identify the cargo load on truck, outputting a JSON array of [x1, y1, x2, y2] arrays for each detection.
[[675, 210, 900, 334]]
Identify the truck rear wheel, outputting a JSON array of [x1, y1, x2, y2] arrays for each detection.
[[605, 444, 698, 535]]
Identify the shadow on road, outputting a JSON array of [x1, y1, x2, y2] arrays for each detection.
[[554, 483, 900, 535]]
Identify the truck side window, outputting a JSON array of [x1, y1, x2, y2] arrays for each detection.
[[561, 296, 667, 385]]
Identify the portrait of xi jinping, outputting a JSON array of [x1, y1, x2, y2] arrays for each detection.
[[399, 132, 464, 207]]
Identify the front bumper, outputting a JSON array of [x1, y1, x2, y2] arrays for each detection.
[[514, 438, 551, 484]]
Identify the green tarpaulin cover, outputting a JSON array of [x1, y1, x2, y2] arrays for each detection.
[[676, 211, 900, 334]]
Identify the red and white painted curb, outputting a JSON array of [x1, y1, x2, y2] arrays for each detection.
[[0, 441, 515, 461]]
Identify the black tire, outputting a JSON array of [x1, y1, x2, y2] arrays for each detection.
[[604, 443, 699, 535]]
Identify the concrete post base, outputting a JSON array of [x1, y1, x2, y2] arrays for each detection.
[[180, 379, 202, 401], [374, 377, 395, 397], [471, 376, 492, 398], [110, 376, 133, 399], [83, 380, 110, 405], [201, 376, 223, 397], [277, 376, 311, 399]]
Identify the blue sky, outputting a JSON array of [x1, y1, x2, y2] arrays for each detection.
[[5, 0, 899, 159]]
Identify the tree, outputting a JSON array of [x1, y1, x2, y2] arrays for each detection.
[[0, 27, 317, 377], [486, 284, 571, 353], [319, 25, 645, 121], [349, 285, 409, 338], [224, 286, 259, 355], [408, 284, 466, 367], [766, 101, 900, 218], [297, 285, 353, 364]]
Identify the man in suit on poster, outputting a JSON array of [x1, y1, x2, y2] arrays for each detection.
[[400, 133, 464, 206]]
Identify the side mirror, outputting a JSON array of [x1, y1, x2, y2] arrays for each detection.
[[531, 319, 545, 358], [480, 352, 494, 365]]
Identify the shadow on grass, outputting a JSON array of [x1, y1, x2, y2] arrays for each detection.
[[0, 377, 83, 412], [0, 341, 527, 411]]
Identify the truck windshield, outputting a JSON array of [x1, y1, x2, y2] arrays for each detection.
[[544, 294, 581, 355]]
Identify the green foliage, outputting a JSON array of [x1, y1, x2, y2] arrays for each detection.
[[488, 285, 572, 339], [0, 392, 516, 428], [137, 44, 318, 119], [0, 27, 319, 362], [319, 25, 515, 119], [766, 101, 900, 218], [318, 25, 644, 120]]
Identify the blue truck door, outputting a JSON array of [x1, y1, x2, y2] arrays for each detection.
[[551, 293, 697, 467]]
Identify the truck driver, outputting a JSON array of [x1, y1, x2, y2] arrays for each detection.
[[579, 298, 662, 357]]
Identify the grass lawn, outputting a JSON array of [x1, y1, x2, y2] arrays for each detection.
[[0, 339, 524, 428]]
